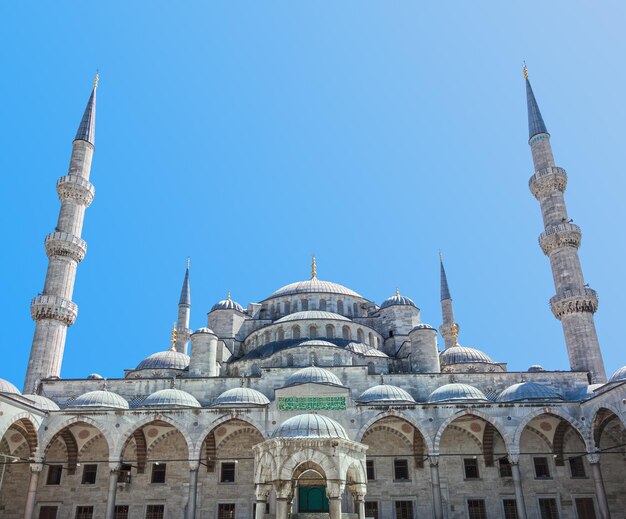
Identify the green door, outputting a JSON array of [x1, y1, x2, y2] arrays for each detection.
[[298, 485, 329, 513]]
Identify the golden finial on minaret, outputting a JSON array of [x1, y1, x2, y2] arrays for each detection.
[[93, 71, 99, 90], [523, 62, 528, 80], [311, 255, 317, 279], [170, 323, 177, 350], [395, 287, 400, 297], [451, 323, 459, 344], [227, 290, 231, 301]]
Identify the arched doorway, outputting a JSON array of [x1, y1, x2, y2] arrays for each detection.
[[293, 462, 329, 513]]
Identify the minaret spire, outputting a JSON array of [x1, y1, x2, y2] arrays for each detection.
[[24, 77, 99, 391], [174, 259, 192, 354], [525, 68, 606, 383], [438, 253, 458, 349]]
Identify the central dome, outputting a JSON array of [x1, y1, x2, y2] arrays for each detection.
[[272, 414, 348, 439], [269, 278, 361, 298]]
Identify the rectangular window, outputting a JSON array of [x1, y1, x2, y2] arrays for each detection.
[[393, 459, 409, 481], [467, 500, 487, 519], [114, 506, 129, 519], [503, 499, 519, 519], [46, 465, 63, 485], [499, 457, 512, 477], [538, 498, 560, 519], [119, 464, 132, 484], [75, 506, 94, 519], [574, 498, 597, 519], [151, 463, 166, 484], [569, 457, 586, 478], [218, 504, 236, 519], [81, 464, 98, 485], [220, 462, 236, 483], [145, 505, 165, 519], [365, 502, 379, 519], [463, 458, 480, 479], [394, 501, 413, 519], [534, 457, 551, 479], [366, 460, 375, 481], [38, 507, 58, 519]]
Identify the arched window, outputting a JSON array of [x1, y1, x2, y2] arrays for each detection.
[[286, 354, 294, 367], [310, 352, 318, 366], [292, 325, 301, 339], [342, 326, 351, 340], [264, 331, 271, 344], [309, 325, 318, 339], [376, 337, 381, 348], [270, 304, 275, 317], [277, 328, 285, 341], [326, 324, 335, 339], [319, 299, 327, 311], [284, 301, 291, 314], [333, 353, 341, 366], [337, 300, 344, 314], [368, 332, 374, 346], [353, 302, 359, 316], [251, 364, 261, 376], [357, 328, 365, 343], [301, 299, 309, 311]]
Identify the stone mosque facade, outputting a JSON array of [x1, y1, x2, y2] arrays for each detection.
[[1, 69, 625, 519]]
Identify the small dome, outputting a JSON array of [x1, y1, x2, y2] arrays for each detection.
[[70, 390, 129, 410], [528, 365, 545, 372], [270, 278, 361, 298], [193, 327, 216, 335], [23, 395, 60, 411], [410, 323, 436, 332], [214, 387, 270, 407], [87, 373, 104, 379], [440, 346, 496, 365], [357, 384, 415, 404], [211, 298, 244, 313], [0, 378, 21, 395], [272, 414, 348, 439], [136, 350, 190, 371], [381, 293, 416, 309], [609, 366, 626, 383], [298, 340, 338, 348], [275, 311, 350, 324], [284, 366, 343, 388], [142, 388, 201, 408], [496, 382, 563, 403], [428, 383, 488, 403]]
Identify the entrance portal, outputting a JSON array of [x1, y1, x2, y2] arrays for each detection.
[[298, 485, 329, 513]]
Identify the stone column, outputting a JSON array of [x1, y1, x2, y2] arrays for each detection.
[[23, 461, 43, 519], [255, 484, 271, 519], [509, 455, 527, 519], [329, 497, 342, 519], [355, 496, 366, 519], [187, 461, 199, 519], [105, 461, 121, 519], [587, 453, 610, 519], [429, 456, 444, 519], [276, 498, 289, 519]]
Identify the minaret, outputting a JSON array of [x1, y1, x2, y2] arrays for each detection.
[[174, 258, 191, 354], [438, 253, 459, 349], [24, 75, 99, 392], [525, 65, 606, 383]]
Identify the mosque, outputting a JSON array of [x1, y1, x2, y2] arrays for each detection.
[[0, 68, 625, 519]]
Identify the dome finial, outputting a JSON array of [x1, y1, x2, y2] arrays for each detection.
[[170, 324, 178, 351], [227, 290, 231, 301], [395, 287, 399, 297], [311, 255, 317, 279], [451, 323, 459, 345]]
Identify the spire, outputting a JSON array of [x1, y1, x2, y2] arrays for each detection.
[[178, 259, 191, 307], [311, 255, 317, 279], [439, 252, 451, 301], [524, 64, 548, 139], [74, 73, 98, 145]]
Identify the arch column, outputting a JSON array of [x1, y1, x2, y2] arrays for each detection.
[[587, 453, 610, 519], [105, 460, 121, 519], [508, 454, 527, 519], [255, 484, 271, 519], [23, 460, 43, 519], [187, 460, 200, 519], [328, 482, 345, 519], [429, 456, 444, 519]]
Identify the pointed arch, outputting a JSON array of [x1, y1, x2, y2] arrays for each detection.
[[39, 415, 113, 460], [434, 409, 510, 455], [591, 406, 625, 449], [115, 415, 194, 460], [5, 418, 38, 458], [512, 408, 589, 453], [196, 416, 267, 464], [357, 410, 432, 454]]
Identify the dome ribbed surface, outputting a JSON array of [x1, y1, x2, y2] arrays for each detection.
[[381, 294, 416, 309], [270, 278, 361, 298], [142, 388, 200, 408], [298, 340, 338, 348], [276, 311, 350, 324], [357, 384, 415, 404], [214, 387, 270, 407], [70, 390, 129, 409], [0, 378, 21, 394], [428, 383, 488, 403], [284, 366, 343, 388], [609, 366, 626, 383], [411, 324, 436, 332], [211, 299, 244, 312], [136, 350, 190, 370], [272, 414, 348, 439], [496, 382, 563, 403], [23, 395, 60, 411], [440, 346, 496, 365], [363, 349, 388, 357]]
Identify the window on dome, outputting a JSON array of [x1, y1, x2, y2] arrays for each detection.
[[284, 301, 291, 314], [309, 326, 318, 339], [319, 299, 327, 311], [342, 326, 351, 340], [292, 326, 301, 339], [368, 332, 374, 346], [301, 299, 309, 311], [353, 302, 359, 316], [337, 300, 344, 314], [326, 324, 335, 338], [357, 329, 365, 343], [277, 328, 285, 341], [286, 354, 294, 367], [333, 353, 341, 365], [264, 331, 271, 344]]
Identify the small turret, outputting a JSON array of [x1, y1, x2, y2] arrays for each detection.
[[407, 324, 440, 373], [189, 328, 219, 377]]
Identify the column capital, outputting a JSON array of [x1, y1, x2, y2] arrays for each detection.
[[428, 455, 440, 467], [507, 453, 521, 464], [189, 460, 200, 471], [30, 461, 44, 473], [255, 484, 272, 500], [108, 460, 121, 472], [586, 452, 601, 464]]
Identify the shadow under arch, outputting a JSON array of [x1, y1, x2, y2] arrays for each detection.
[[3, 416, 38, 459], [356, 410, 432, 455], [591, 406, 626, 450]]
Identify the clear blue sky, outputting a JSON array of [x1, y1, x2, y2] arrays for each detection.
[[1, 2, 625, 386]]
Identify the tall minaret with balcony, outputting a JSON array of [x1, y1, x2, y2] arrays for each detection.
[[525, 66, 606, 383], [174, 259, 192, 354], [438, 253, 459, 350], [24, 76, 99, 392]]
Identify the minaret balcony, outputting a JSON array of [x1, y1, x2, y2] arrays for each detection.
[[45, 232, 87, 262], [529, 166, 567, 200], [56, 175, 95, 207], [30, 294, 78, 326], [550, 288, 598, 320], [538, 223, 581, 255]]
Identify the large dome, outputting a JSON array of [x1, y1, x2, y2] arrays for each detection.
[[270, 278, 361, 298], [214, 387, 270, 407], [275, 311, 351, 324], [0, 378, 21, 395], [142, 388, 201, 408], [357, 384, 415, 404], [284, 366, 344, 388], [136, 350, 190, 371], [70, 390, 129, 410], [440, 346, 497, 366], [496, 382, 563, 403], [272, 414, 348, 439], [428, 383, 488, 403], [608, 366, 626, 383]]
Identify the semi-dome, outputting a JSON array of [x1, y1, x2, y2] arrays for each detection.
[[214, 387, 270, 407], [211, 297, 244, 313], [136, 349, 190, 371], [0, 378, 21, 395], [381, 293, 416, 309], [87, 373, 104, 379], [276, 311, 350, 324], [608, 366, 626, 383], [284, 366, 344, 388], [357, 384, 415, 404], [142, 388, 201, 408], [23, 394, 60, 411], [428, 383, 488, 403], [440, 346, 496, 365], [272, 414, 348, 439], [70, 390, 129, 410], [496, 382, 563, 403], [270, 278, 361, 298]]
